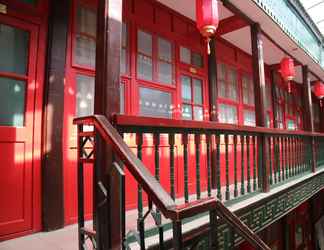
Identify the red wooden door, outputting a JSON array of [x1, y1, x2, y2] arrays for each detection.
[[0, 15, 39, 237]]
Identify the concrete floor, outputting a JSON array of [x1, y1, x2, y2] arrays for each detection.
[[0, 225, 80, 250]]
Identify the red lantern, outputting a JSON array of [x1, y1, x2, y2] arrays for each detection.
[[313, 80, 324, 107], [280, 57, 295, 93], [196, 0, 219, 54]]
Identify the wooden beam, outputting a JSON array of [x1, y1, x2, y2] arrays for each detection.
[[42, 0, 70, 231], [94, 0, 123, 249], [219, 0, 254, 25], [251, 23, 270, 192], [216, 15, 248, 36]]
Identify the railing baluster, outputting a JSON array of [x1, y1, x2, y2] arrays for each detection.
[[240, 135, 245, 195], [234, 135, 238, 197], [225, 134, 230, 200], [246, 135, 251, 193], [253, 136, 257, 191], [182, 133, 189, 203], [195, 134, 201, 200], [169, 133, 176, 200], [216, 133, 222, 200], [285, 137, 289, 179], [153, 133, 164, 249], [136, 133, 145, 250], [206, 134, 212, 197], [269, 137, 273, 185], [275, 137, 281, 183]]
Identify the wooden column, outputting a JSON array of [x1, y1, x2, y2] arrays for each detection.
[[270, 69, 279, 129], [94, 0, 123, 249], [251, 23, 270, 192], [208, 38, 218, 190], [42, 0, 70, 231], [301, 65, 317, 172]]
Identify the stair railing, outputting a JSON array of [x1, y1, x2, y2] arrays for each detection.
[[74, 115, 270, 250]]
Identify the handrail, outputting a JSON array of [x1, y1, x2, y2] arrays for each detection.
[[114, 114, 324, 137], [74, 115, 271, 250]]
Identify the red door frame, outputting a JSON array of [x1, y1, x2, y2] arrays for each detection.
[[0, 0, 48, 241]]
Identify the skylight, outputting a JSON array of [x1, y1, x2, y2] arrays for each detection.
[[299, 0, 324, 36]]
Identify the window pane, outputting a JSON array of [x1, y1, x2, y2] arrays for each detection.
[[122, 22, 127, 48], [228, 68, 238, 101], [218, 104, 238, 124], [181, 75, 191, 103], [0, 23, 29, 75], [137, 54, 153, 81], [75, 5, 97, 68], [0, 77, 25, 127], [139, 87, 172, 118], [158, 38, 172, 62], [194, 106, 203, 121], [243, 110, 256, 126], [120, 48, 127, 75], [242, 75, 254, 105], [265, 84, 272, 110], [120, 83, 125, 114], [138, 30, 152, 56], [76, 75, 95, 117], [182, 104, 192, 120], [180, 46, 191, 64], [287, 119, 296, 130], [266, 113, 271, 128], [217, 63, 226, 80], [158, 61, 172, 84], [193, 79, 203, 105], [192, 52, 203, 68]]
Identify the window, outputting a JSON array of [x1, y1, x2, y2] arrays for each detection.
[[74, 3, 97, 68], [137, 30, 174, 84], [218, 104, 238, 124], [180, 46, 203, 68], [76, 75, 95, 117], [121, 22, 128, 75], [217, 63, 238, 101], [242, 75, 254, 106], [181, 75, 203, 121], [139, 87, 172, 118]]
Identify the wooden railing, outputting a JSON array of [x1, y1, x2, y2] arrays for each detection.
[[74, 115, 270, 250]]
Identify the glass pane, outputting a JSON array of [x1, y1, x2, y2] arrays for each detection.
[[295, 225, 303, 247], [218, 104, 238, 124], [120, 48, 127, 75], [228, 68, 238, 101], [0, 23, 29, 75], [75, 35, 96, 68], [20, 0, 37, 5], [181, 75, 191, 102], [217, 63, 226, 80], [192, 52, 203, 68], [158, 38, 172, 62], [139, 87, 172, 118], [158, 61, 172, 84], [194, 106, 203, 121], [243, 110, 256, 126], [265, 84, 272, 110], [137, 54, 152, 81], [218, 80, 226, 98], [193, 79, 203, 105], [287, 119, 296, 130], [0, 77, 26, 127], [266, 113, 271, 128], [122, 22, 127, 48], [242, 75, 254, 105], [120, 83, 125, 114], [182, 104, 192, 120], [76, 75, 95, 117], [75, 5, 97, 68], [138, 30, 152, 56], [180, 46, 191, 64]]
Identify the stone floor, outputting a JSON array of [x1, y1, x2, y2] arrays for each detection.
[[0, 225, 80, 250]]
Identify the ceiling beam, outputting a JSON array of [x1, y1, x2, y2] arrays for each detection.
[[216, 15, 248, 36]]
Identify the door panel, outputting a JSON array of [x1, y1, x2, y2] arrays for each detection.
[[0, 15, 38, 237]]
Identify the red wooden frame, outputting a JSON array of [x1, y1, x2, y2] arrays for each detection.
[[0, 0, 48, 240]]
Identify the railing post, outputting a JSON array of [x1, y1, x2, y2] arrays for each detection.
[[172, 220, 183, 250], [301, 65, 317, 172], [251, 23, 270, 192]]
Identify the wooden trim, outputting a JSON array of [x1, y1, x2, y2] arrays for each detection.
[[42, 0, 70, 231]]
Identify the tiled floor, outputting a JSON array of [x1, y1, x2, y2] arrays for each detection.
[[0, 225, 80, 250]]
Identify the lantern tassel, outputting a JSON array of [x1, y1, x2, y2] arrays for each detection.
[[321, 99, 323, 108], [206, 37, 211, 55], [288, 81, 291, 94]]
